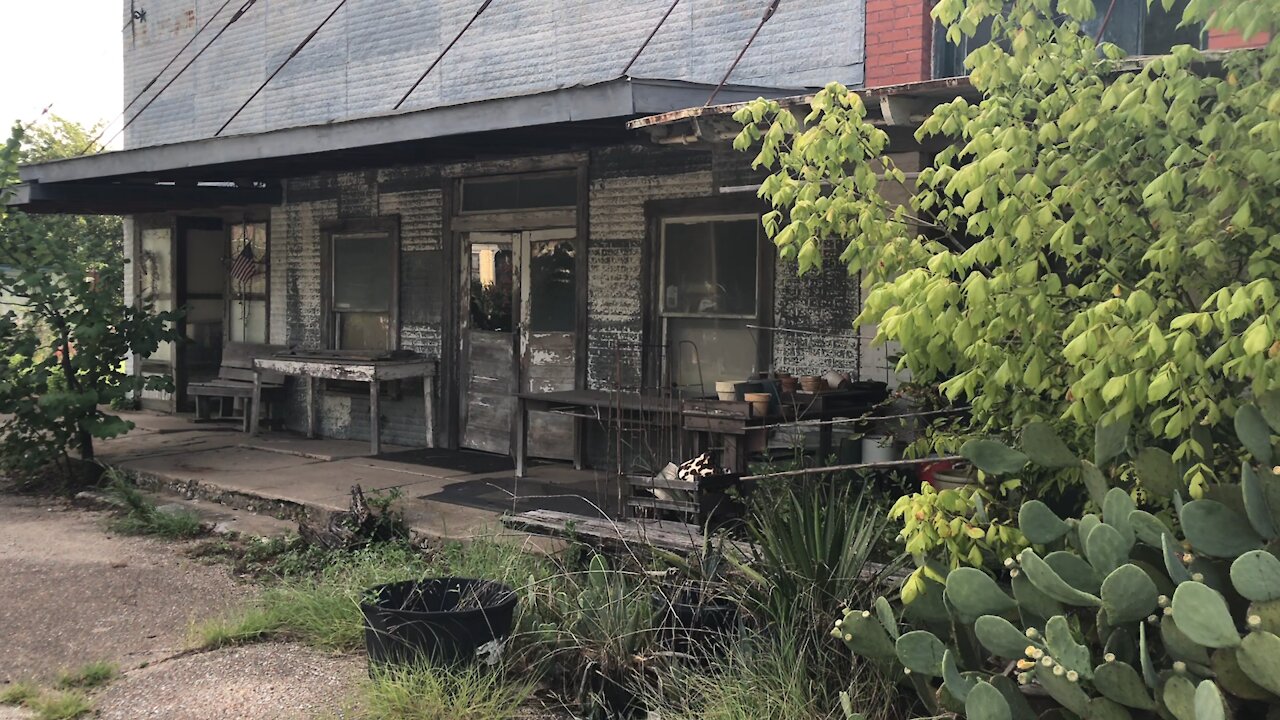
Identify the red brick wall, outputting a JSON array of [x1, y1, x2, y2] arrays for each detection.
[[1207, 29, 1270, 50], [865, 0, 934, 87]]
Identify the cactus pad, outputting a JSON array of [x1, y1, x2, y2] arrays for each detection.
[[960, 439, 1029, 475], [1239, 631, 1280, 696], [1045, 615, 1093, 677], [1101, 488, 1137, 545], [1093, 659, 1155, 709], [945, 567, 1018, 621], [1019, 548, 1102, 607], [1100, 563, 1158, 625], [1171, 582, 1242, 649], [1230, 550, 1280, 602], [974, 614, 1036, 658], [1242, 462, 1279, 540], [1035, 663, 1091, 717], [1193, 680, 1228, 720], [1134, 446, 1182, 500], [895, 630, 947, 676], [1018, 500, 1071, 544], [1085, 523, 1130, 576], [941, 649, 976, 702], [1236, 403, 1275, 466], [1127, 509, 1176, 548], [1020, 421, 1080, 468], [873, 595, 899, 639], [1180, 499, 1263, 558], [964, 680, 1011, 720], [1045, 551, 1103, 594], [1210, 647, 1274, 700], [837, 609, 897, 662], [1161, 616, 1212, 665], [1161, 674, 1197, 720]]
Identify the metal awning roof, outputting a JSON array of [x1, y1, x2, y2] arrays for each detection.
[[13, 77, 803, 214]]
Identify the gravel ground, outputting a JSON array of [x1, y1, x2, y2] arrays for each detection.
[[0, 491, 361, 719]]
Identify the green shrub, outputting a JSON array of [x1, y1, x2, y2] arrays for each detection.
[[837, 399, 1280, 718], [105, 473, 204, 539], [55, 661, 117, 689], [0, 681, 40, 705]]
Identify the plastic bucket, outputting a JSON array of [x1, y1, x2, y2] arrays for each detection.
[[361, 577, 517, 669]]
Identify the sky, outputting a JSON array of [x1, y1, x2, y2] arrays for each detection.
[[0, 0, 123, 134]]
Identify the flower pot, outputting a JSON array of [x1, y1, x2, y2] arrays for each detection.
[[743, 392, 770, 418], [653, 587, 739, 658], [823, 370, 851, 390], [799, 375, 824, 393], [714, 381, 737, 401], [361, 577, 516, 669], [860, 434, 900, 464], [698, 472, 748, 536]]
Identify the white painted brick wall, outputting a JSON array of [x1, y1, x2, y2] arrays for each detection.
[[122, 0, 865, 148]]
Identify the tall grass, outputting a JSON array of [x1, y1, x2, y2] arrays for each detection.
[[105, 474, 204, 539], [362, 662, 535, 720], [55, 661, 117, 689]]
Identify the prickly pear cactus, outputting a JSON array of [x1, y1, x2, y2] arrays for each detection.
[[837, 396, 1280, 719]]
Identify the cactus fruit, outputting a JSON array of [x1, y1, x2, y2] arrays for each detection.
[[1179, 499, 1263, 558], [1170, 582, 1240, 648]]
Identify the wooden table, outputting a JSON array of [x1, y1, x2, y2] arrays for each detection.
[[515, 389, 682, 478], [251, 353, 437, 455]]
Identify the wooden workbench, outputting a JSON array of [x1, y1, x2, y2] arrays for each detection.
[[251, 351, 437, 455], [514, 389, 682, 478]]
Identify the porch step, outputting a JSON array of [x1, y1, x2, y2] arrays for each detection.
[[500, 509, 752, 556]]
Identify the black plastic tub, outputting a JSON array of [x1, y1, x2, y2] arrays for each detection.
[[361, 577, 517, 669], [653, 588, 739, 658]]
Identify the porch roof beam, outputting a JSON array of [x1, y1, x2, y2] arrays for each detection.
[[12, 181, 283, 215]]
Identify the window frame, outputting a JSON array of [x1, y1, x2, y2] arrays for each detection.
[[225, 220, 270, 344], [643, 197, 774, 391], [320, 217, 401, 352], [457, 170, 579, 215]]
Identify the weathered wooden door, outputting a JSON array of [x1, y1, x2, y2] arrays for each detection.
[[459, 229, 578, 459], [461, 232, 518, 455], [519, 229, 578, 461]]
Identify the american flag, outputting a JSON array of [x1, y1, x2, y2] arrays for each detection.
[[229, 242, 258, 283]]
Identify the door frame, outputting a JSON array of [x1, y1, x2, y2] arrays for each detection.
[[174, 216, 226, 411], [443, 160, 588, 452], [458, 231, 520, 454]]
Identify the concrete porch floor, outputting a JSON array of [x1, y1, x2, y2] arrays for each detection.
[[96, 411, 620, 541]]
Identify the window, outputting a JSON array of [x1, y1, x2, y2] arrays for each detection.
[[227, 222, 268, 343], [660, 217, 763, 392], [469, 242, 514, 332], [326, 220, 398, 352], [460, 172, 577, 213]]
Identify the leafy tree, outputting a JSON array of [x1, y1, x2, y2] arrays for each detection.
[[0, 124, 179, 481], [736, 0, 1280, 496], [14, 115, 124, 302]]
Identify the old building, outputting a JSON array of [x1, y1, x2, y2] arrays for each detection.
[[10, 0, 1257, 465]]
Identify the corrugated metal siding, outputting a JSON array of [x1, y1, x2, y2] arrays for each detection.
[[121, 0, 865, 148]]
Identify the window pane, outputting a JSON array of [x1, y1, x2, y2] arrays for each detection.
[[185, 298, 223, 379], [229, 299, 267, 343], [338, 312, 390, 351], [469, 243, 513, 331], [668, 317, 758, 392], [140, 228, 173, 362], [461, 174, 577, 212], [229, 223, 268, 296], [185, 232, 225, 295], [333, 234, 392, 311], [662, 219, 758, 316], [528, 239, 576, 332]]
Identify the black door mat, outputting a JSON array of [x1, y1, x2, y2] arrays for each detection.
[[420, 477, 618, 519], [374, 448, 547, 474]]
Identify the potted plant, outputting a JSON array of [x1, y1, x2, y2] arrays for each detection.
[[652, 533, 740, 659]]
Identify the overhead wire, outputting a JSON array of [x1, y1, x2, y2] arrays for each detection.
[[394, 0, 495, 111], [217, 0, 349, 136], [705, 0, 781, 107], [86, 0, 239, 154], [621, 0, 682, 77], [98, 0, 261, 151]]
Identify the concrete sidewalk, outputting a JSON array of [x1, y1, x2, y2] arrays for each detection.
[[97, 411, 612, 542]]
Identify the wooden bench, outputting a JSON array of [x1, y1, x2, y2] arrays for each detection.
[[189, 342, 288, 432]]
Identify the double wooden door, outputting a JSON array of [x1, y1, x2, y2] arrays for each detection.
[[459, 229, 577, 459]]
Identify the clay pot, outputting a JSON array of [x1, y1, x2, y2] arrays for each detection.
[[799, 376, 824, 393], [743, 392, 771, 418], [778, 376, 799, 394], [823, 371, 850, 390]]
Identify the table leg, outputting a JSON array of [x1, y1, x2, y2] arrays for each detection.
[[819, 423, 834, 461], [249, 371, 262, 436], [306, 377, 317, 439], [573, 416, 586, 471], [514, 397, 528, 479], [369, 380, 381, 456], [424, 374, 435, 449]]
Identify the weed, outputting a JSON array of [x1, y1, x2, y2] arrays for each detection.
[[0, 681, 40, 705], [55, 661, 117, 689], [362, 662, 534, 720], [191, 606, 282, 650], [28, 690, 92, 720], [105, 473, 204, 539]]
